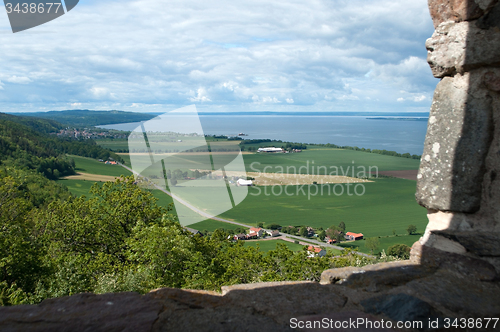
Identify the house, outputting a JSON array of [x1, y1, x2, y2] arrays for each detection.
[[306, 227, 315, 237], [249, 227, 265, 237], [345, 232, 364, 241], [233, 233, 247, 241], [325, 237, 336, 244], [266, 230, 280, 237], [184, 227, 203, 236], [246, 233, 258, 239], [307, 246, 326, 258], [237, 178, 253, 186]]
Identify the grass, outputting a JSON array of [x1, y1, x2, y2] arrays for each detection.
[[244, 239, 306, 252], [57, 179, 102, 198], [243, 148, 420, 174], [188, 219, 243, 232], [96, 139, 129, 151], [216, 178, 427, 238], [338, 234, 421, 255], [69, 155, 132, 177]]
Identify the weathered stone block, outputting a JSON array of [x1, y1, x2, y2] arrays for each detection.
[[428, 0, 485, 28], [416, 71, 493, 212], [361, 293, 442, 325], [426, 21, 500, 78]]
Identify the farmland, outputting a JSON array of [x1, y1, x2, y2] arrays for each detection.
[[215, 178, 426, 238], [90, 138, 426, 254], [69, 155, 132, 177]]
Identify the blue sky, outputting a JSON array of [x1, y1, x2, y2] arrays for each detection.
[[0, 0, 437, 113]]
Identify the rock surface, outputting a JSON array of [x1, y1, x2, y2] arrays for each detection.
[[416, 71, 493, 213]]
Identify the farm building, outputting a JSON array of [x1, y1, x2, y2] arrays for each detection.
[[345, 232, 364, 241], [257, 147, 284, 153], [266, 230, 280, 237], [307, 246, 326, 258], [237, 178, 253, 186], [248, 227, 264, 238], [184, 227, 203, 236], [233, 233, 247, 241]]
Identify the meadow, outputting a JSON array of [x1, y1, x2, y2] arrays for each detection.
[[98, 138, 421, 173], [69, 155, 132, 177], [214, 178, 427, 238]]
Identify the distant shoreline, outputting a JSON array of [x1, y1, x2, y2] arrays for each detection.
[[366, 117, 428, 121]]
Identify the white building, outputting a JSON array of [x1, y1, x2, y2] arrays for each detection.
[[237, 179, 253, 186], [257, 147, 284, 153]]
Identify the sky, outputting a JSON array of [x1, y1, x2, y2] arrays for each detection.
[[0, 0, 437, 114]]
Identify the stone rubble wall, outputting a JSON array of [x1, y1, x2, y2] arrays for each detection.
[[415, 0, 500, 272]]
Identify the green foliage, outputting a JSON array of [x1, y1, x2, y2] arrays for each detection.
[[387, 244, 411, 259], [365, 237, 380, 254], [16, 110, 156, 128], [0, 117, 123, 180], [1, 172, 400, 306], [318, 230, 326, 241], [407, 224, 417, 235], [267, 223, 281, 230]]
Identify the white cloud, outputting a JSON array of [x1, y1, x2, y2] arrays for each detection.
[[189, 88, 212, 102], [0, 0, 436, 113], [71, 102, 82, 106], [6, 76, 32, 84]]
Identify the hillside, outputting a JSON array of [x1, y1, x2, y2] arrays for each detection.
[[0, 116, 124, 179], [12, 110, 156, 127], [0, 112, 64, 134]]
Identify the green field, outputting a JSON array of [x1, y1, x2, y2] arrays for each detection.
[[57, 179, 102, 198], [339, 234, 421, 255], [189, 219, 242, 232], [66, 146, 425, 252], [244, 239, 306, 252], [70, 155, 132, 177], [243, 149, 420, 174], [216, 178, 426, 238], [96, 139, 130, 151]]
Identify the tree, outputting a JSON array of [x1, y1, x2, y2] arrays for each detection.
[[257, 222, 264, 228], [299, 227, 308, 237], [268, 223, 281, 230], [318, 230, 326, 241], [407, 225, 417, 235], [325, 225, 340, 241], [387, 244, 411, 259], [338, 222, 346, 233], [365, 237, 380, 254]]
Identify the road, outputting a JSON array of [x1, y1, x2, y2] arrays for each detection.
[[119, 162, 373, 258]]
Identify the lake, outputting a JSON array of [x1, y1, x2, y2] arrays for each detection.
[[99, 115, 429, 155]]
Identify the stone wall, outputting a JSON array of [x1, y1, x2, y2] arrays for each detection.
[[415, 0, 500, 273]]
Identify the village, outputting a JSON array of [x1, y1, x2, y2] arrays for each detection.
[[184, 224, 364, 258]]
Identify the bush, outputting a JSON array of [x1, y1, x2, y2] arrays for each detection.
[[387, 244, 411, 259]]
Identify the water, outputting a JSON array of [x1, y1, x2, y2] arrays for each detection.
[[99, 115, 428, 155]]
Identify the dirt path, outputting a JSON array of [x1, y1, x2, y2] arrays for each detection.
[[375, 170, 418, 180], [61, 172, 118, 182]]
